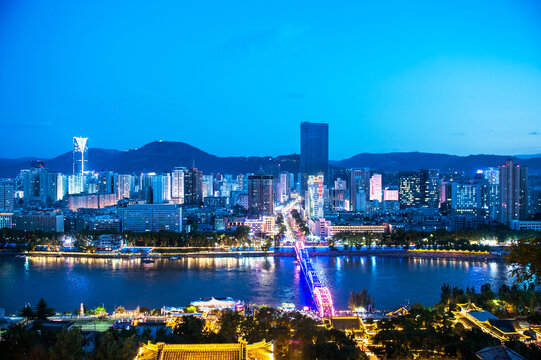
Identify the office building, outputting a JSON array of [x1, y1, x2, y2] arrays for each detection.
[[0, 213, 13, 229], [499, 159, 528, 225], [184, 168, 203, 205], [350, 168, 371, 211], [306, 175, 325, 219], [300, 122, 328, 191], [369, 174, 382, 202], [451, 182, 482, 216], [419, 169, 440, 207], [122, 204, 182, 232], [399, 171, 420, 208], [248, 174, 274, 218], [13, 211, 64, 232], [73, 137, 88, 175], [0, 184, 15, 211]]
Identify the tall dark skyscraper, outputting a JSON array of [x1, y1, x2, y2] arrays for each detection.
[[184, 168, 203, 205], [499, 159, 528, 225], [300, 122, 329, 191], [419, 169, 440, 208], [248, 174, 274, 218]]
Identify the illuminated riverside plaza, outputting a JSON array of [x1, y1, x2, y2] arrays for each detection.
[[2, 1, 541, 359]]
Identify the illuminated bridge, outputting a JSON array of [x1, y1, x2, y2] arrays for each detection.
[[295, 240, 335, 318]]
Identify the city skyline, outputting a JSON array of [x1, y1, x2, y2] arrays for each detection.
[[2, 1, 541, 159]]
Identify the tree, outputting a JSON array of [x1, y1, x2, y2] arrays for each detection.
[[0, 323, 47, 360], [88, 330, 139, 360], [20, 304, 35, 320], [234, 226, 250, 242], [35, 298, 55, 320], [172, 315, 205, 343], [139, 306, 151, 314], [50, 328, 84, 360], [348, 289, 374, 312], [115, 306, 126, 314], [506, 236, 541, 284]]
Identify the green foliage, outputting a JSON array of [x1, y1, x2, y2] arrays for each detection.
[[87, 330, 139, 360], [506, 236, 541, 284], [139, 306, 151, 314], [348, 289, 374, 311], [0, 323, 47, 360], [49, 328, 84, 360], [438, 282, 541, 316]]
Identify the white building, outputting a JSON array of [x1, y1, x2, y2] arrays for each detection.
[[306, 175, 324, 219], [122, 204, 182, 232]]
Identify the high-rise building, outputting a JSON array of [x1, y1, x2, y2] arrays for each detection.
[[499, 159, 528, 225], [248, 174, 274, 218], [138, 173, 155, 203], [152, 174, 171, 204], [0, 183, 15, 211], [300, 122, 328, 191], [350, 168, 371, 211], [481, 168, 500, 221], [21, 164, 59, 206], [116, 174, 133, 200], [73, 137, 88, 175], [399, 171, 420, 208], [68, 174, 86, 195], [419, 169, 440, 207], [369, 174, 382, 202], [98, 171, 116, 194], [184, 168, 203, 205], [275, 172, 290, 203], [306, 175, 325, 219], [171, 167, 186, 204]]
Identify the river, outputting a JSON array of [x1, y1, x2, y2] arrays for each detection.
[[0, 255, 510, 315]]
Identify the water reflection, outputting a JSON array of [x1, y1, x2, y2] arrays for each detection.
[[0, 256, 511, 314]]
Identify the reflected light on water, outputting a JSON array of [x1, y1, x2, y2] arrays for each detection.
[[0, 255, 513, 314]]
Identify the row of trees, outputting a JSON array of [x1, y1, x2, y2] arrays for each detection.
[[332, 229, 493, 251], [2, 301, 367, 360], [290, 209, 310, 235], [439, 282, 541, 317]]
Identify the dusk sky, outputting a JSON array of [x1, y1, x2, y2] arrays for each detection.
[[1, 0, 541, 159]]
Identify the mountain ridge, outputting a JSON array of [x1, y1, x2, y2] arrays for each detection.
[[1, 141, 540, 177]]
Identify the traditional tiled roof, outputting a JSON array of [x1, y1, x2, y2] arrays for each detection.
[[135, 340, 273, 360], [476, 345, 525, 360]]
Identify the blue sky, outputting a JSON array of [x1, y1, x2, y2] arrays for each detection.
[[1, 0, 541, 159]]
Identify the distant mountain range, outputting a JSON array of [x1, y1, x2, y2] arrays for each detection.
[[331, 153, 541, 174], [1, 141, 540, 178]]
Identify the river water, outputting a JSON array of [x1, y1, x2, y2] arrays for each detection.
[[0, 256, 510, 314]]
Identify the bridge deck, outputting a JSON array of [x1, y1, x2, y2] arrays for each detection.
[[295, 241, 334, 318]]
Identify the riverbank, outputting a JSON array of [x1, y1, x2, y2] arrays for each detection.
[[0, 248, 503, 262]]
